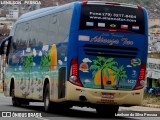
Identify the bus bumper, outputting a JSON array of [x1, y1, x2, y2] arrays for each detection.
[[66, 81, 144, 106]]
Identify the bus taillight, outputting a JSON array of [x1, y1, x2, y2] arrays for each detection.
[[69, 58, 83, 87], [138, 6, 143, 10], [71, 58, 78, 76], [134, 63, 146, 90], [2, 80, 4, 92], [82, 1, 88, 5]]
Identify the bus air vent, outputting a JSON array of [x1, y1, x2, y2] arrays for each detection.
[[84, 44, 138, 58]]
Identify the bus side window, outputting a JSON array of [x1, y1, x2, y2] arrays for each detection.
[[52, 15, 57, 24], [23, 22, 30, 48], [37, 15, 50, 46], [30, 19, 39, 47], [58, 9, 72, 42], [14, 23, 29, 50], [48, 14, 58, 44]]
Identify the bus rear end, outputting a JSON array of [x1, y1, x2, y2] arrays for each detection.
[[66, 1, 148, 114]]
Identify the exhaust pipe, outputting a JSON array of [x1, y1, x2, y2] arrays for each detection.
[[79, 95, 87, 101]]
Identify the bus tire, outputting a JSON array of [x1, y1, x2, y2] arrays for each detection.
[[24, 101, 29, 105], [96, 105, 119, 117], [11, 89, 21, 106], [44, 83, 53, 112], [21, 99, 29, 106]]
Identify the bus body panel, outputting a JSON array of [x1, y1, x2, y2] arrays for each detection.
[[3, 1, 74, 100], [3, 79, 10, 96], [66, 2, 148, 106], [4, 42, 68, 100], [77, 31, 145, 90], [66, 81, 143, 105]]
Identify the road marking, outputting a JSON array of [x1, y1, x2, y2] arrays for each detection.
[[35, 117, 49, 120]]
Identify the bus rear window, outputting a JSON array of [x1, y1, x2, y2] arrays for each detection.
[[79, 5, 145, 34]]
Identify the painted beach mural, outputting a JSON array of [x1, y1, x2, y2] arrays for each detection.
[[4, 43, 68, 99], [79, 56, 141, 90], [77, 32, 143, 90]]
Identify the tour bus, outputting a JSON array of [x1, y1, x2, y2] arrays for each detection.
[[0, 1, 148, 116]]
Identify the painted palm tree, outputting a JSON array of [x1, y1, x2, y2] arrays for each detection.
[[90, 57, 118, 89], [40, 51, 52, 70], [23, 56, 33, 69], [112, 65, 127, 89]]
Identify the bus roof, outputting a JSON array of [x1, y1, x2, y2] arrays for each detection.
[[18, 7, 57, 20], [85, 1, 139, 7], [14, 1, 146, 28], [16, 2, 76, 23]]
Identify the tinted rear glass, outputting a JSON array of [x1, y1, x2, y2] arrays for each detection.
[[80, 5, 145, 34]]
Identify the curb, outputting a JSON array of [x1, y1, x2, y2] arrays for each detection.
[[142, 104, 160, 108]]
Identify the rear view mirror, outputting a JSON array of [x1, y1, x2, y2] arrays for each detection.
[[3, 41, 8, 54], [0, 36, 11, 55], [0, 36, 12, 66]]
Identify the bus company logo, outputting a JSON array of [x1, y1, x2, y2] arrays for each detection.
[[109, 24, 117, 28], [121, 37, 134, 45], [90, 36, 119, 45], [131, 58, 141, 66]]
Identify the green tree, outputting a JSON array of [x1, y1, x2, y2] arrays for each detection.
[[112, 65, 127, 89], [90, 57, 118, 89]]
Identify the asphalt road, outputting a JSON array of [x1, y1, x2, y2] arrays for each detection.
[[0, 93, 159, 120]]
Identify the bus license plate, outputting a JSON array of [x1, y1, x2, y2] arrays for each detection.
[[102, 93, 114, 99]]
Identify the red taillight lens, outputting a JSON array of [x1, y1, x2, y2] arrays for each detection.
[[139, 64, 145, 80], [2, 80, 4, 91], [82, 1, 87, 5], [138, 6, 143, 10], [71, 58, 78, 76], [69, 58, 83, 87], [134, 63, 146, 90]]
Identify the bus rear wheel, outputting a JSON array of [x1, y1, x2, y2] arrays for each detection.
[[96, 105, 119, 117], [44, 83, 53, 112]]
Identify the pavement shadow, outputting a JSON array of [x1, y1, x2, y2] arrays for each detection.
[[5, 104, 137, 119]]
